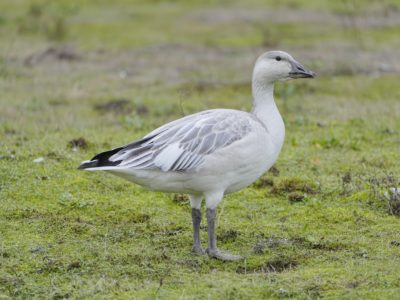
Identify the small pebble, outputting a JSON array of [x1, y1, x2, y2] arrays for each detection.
[[33, 157, 45, 163]]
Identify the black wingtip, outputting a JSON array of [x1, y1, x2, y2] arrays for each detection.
[[78, 160, 99, 170], [78, 146, 125, 170]]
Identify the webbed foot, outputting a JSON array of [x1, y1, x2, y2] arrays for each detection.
[[192, 245, 205, 255]]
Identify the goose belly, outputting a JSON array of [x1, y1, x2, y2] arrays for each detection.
[[107, 130, 280, 195], [199, 129, 279, 194], [222, 144, 278, 193]]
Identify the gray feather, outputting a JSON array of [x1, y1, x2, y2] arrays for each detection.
[[108, 109, 253, 172]]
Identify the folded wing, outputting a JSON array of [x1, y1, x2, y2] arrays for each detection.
[[79, 110, 253, 172]]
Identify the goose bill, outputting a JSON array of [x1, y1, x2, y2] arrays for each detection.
[[289, 61, 315, 78]]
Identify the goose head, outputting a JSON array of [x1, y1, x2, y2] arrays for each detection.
[[253, 50, 315, 85]]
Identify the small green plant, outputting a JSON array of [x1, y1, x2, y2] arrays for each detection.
[[271, 176, 318, 195]]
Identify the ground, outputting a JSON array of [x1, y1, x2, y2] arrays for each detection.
[[1, 0, 400, 299]]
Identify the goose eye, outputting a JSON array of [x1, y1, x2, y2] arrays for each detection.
[[275, 56, 281, 61]]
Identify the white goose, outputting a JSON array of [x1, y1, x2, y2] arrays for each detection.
[[79, 51, 315, 261]]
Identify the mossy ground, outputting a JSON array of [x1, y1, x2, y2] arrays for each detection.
[[1, 0, 400, 299]]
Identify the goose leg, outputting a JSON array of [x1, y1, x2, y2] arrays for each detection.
[[189, 194, 204, 255], [205, 192, 243, 261], [191, 208, 203, 254]]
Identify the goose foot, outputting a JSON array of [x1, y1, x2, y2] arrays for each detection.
[[192, 245, 205, 255], [206, 248, 243, 261]]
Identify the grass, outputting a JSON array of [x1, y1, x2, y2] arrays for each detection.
[[1, 0, 400, 298]]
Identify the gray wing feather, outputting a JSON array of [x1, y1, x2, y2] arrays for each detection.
[[109, 110, 253, 172]]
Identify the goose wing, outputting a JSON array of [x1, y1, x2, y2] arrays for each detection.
[[80, 110, 253, 172]]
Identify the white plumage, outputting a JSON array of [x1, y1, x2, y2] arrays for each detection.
[[79, 50, 314, 261]]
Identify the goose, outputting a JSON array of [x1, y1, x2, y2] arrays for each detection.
[[79, 51, 315, 261]]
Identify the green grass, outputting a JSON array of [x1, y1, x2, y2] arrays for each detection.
[[1, 0, 400, 299]]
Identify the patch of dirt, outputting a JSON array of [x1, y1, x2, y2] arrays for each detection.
[[288, 191, 305, 202], [24, 45, 81, 66], [94, 99, 132, 114], [346, 281, 360, 289], [292, 236, 345, 251], [253, 175, 274, 189], [135, 103, 149, 116], [68, 137, 88, 150], [271, 177, 317, 195], [161, 225, 184, 236], [264, 259, 298, 272], [4, 127, 17, 135], [180, 258, 203, 269], [341, 171, 354, 195], [0, 250, 10, 258], [253, 236, 344, 254], [172, 194, 189, 204], [47, 151, 64, 161], [236, 257, 298, 274], [218, 229, 239, 243], [130, 213, 151, 223], [67, 261, 81, 270], [268, 166, 280, 176], [342, 172, 352, 184]]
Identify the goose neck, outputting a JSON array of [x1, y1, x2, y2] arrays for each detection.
[[251, 81, 285, 150], [251, 82, 276, 121]]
